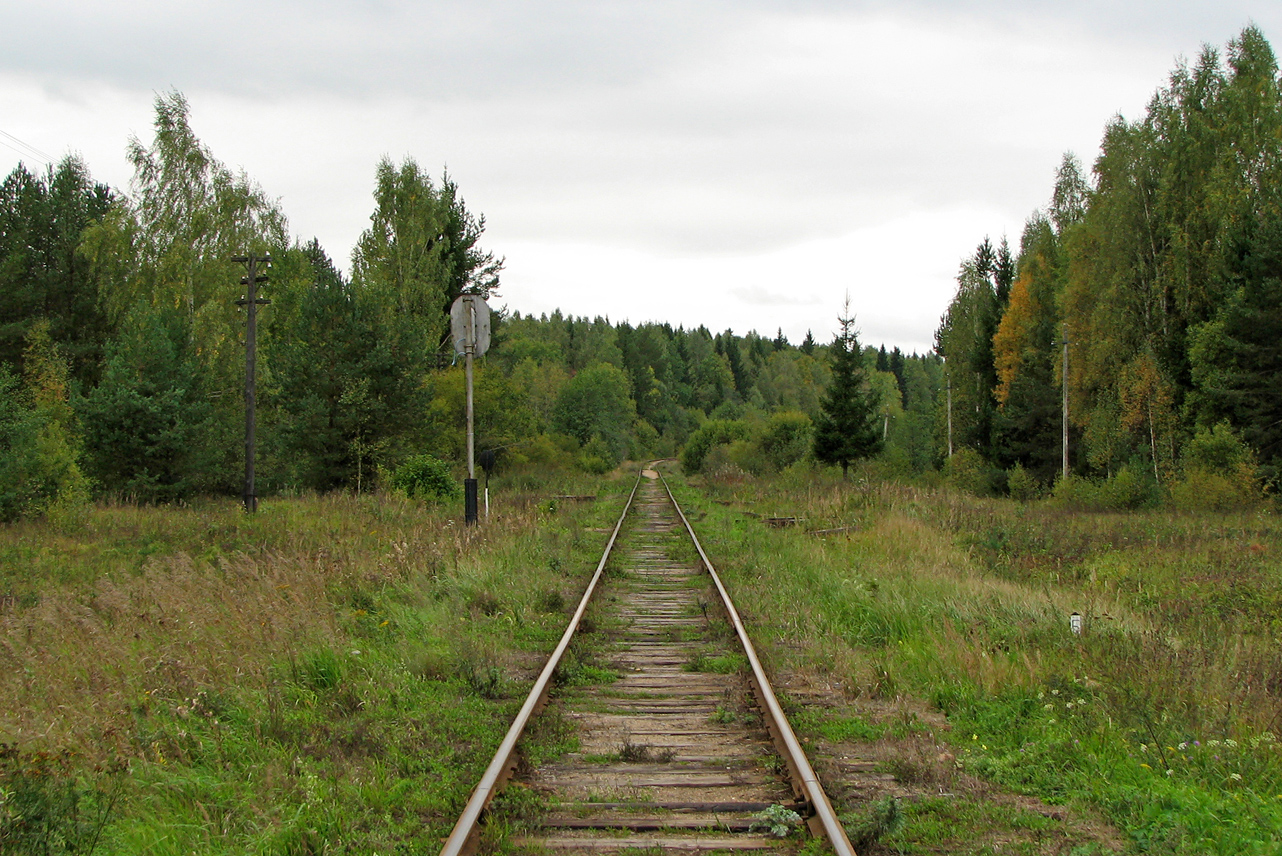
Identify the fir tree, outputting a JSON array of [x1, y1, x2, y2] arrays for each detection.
[[814, 297, 882, 477]]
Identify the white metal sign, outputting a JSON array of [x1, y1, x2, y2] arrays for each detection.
[[450, 294, 491, 357]]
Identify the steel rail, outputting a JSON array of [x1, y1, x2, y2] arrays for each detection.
[[660, 474, 858, 856], [438, 473, 643, 856]]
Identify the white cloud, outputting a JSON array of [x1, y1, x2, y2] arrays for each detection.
[[2, 2, 1279, 351]]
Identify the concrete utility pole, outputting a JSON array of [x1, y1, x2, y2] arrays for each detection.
[[1058, 325, 1071, 480], [234, 254, 271, 513], [946, 377, 953, 458]]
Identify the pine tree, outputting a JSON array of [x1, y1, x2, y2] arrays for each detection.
[[813, 298, 882, 476]]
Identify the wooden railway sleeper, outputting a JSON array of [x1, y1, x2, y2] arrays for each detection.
[[439, 470, 856, 855]]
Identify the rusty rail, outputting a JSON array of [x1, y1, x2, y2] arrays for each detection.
[[660, 474, 857, 856], [439, 470, 855, 855], [438, 473, 642, 856]]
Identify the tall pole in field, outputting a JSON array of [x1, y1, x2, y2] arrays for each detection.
[[451, 294, 489, 525], [1060, 325, 1071, 480], [234, 254, 271, 514], [946, 376, 953, 458], [464, 301, 478, 524]]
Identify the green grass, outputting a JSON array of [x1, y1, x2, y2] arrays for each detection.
[[874, 797, 1101, 855], [15, 462, 1278, 854], [683, 650, 748, 674], [0, 467, 634, 854], [670, 466, 1282, 855]]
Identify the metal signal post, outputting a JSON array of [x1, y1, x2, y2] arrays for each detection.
[[234, 254, 271, 513], [465, 299, 478, 523], [450, 294, 491, 525]]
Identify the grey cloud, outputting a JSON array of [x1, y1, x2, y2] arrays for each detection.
[[10, 1, 1274, 104], [0, 0, 724, 99]]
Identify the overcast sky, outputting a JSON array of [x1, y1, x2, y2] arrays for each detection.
[[2, 2, 1279, 353]]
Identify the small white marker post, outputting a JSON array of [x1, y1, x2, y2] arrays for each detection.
[[1070, 612, 1083, 635]]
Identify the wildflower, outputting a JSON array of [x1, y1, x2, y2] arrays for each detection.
[[1178, 742, 1188, 750], [1052, 689, 1060, 696], [1230, 773, 1242, 781], [1140, 763, 1151, 769], [1038, 691, 1045, 700], [1044, 704, 1054, 711], [1140, 744, 1148, 752], [1209, 739, 1221, 747], [1066, 702, 1074, 710], [1225, 739, 1238, 748], [1167, 769, 1174, 776]]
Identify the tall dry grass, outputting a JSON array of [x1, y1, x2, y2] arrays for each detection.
[[679, 465, 1282, 852], [689, 464, 1282, 741], [0, 483, 581, 762]]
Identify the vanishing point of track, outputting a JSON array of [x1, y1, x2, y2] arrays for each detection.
[[440, 470, 856, 855]]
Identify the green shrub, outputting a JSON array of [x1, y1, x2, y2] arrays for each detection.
[[509, 433, 576, 469], [944, 448, 996, 496], [1050, 473, 1098, 509], [1183, 421, 1253, 473], [576, 437, 615, 474], [1050, 464, 1156, 511], [1169, 467, 1262, 511], [389, 454, 461, 501], [1006, 463, 1040, 501], [756, 411, 814, 471], [1102, 463, 1155, 509], [1169, 422, 1263, 511], [0, 362, 90, 525], [680, 419, 750, 475]]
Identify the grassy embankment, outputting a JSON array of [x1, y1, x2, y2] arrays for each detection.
[[8, 463, 1281, 855], [0, 470, 629, 854], [671, 466, 1282, 855]]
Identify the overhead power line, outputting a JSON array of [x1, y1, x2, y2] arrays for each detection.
[[0, 128, 53, 166]]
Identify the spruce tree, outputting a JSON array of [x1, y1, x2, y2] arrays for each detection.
[[813, 298, 882, 477]]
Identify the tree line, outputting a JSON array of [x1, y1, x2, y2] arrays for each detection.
[[0, 91, 940, 521], [20, 23, 1268, 523], [936, 25, 1282, 504]]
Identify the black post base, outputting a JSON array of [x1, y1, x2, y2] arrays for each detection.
[[464, 478, 478, 524]]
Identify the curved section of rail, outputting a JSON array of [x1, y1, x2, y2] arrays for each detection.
[[438, 473, 643, 856], [660, 473, 858, 856]]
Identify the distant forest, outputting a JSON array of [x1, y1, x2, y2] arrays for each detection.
[[937, 25, 1282, 501], [0, 91, 939, 519], [3, 25, 1281, 519]]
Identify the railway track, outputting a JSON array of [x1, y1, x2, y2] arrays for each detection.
[[441, 470, 855, 855]]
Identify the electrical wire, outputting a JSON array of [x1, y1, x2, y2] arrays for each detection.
[[0, 128, 52, 166]]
